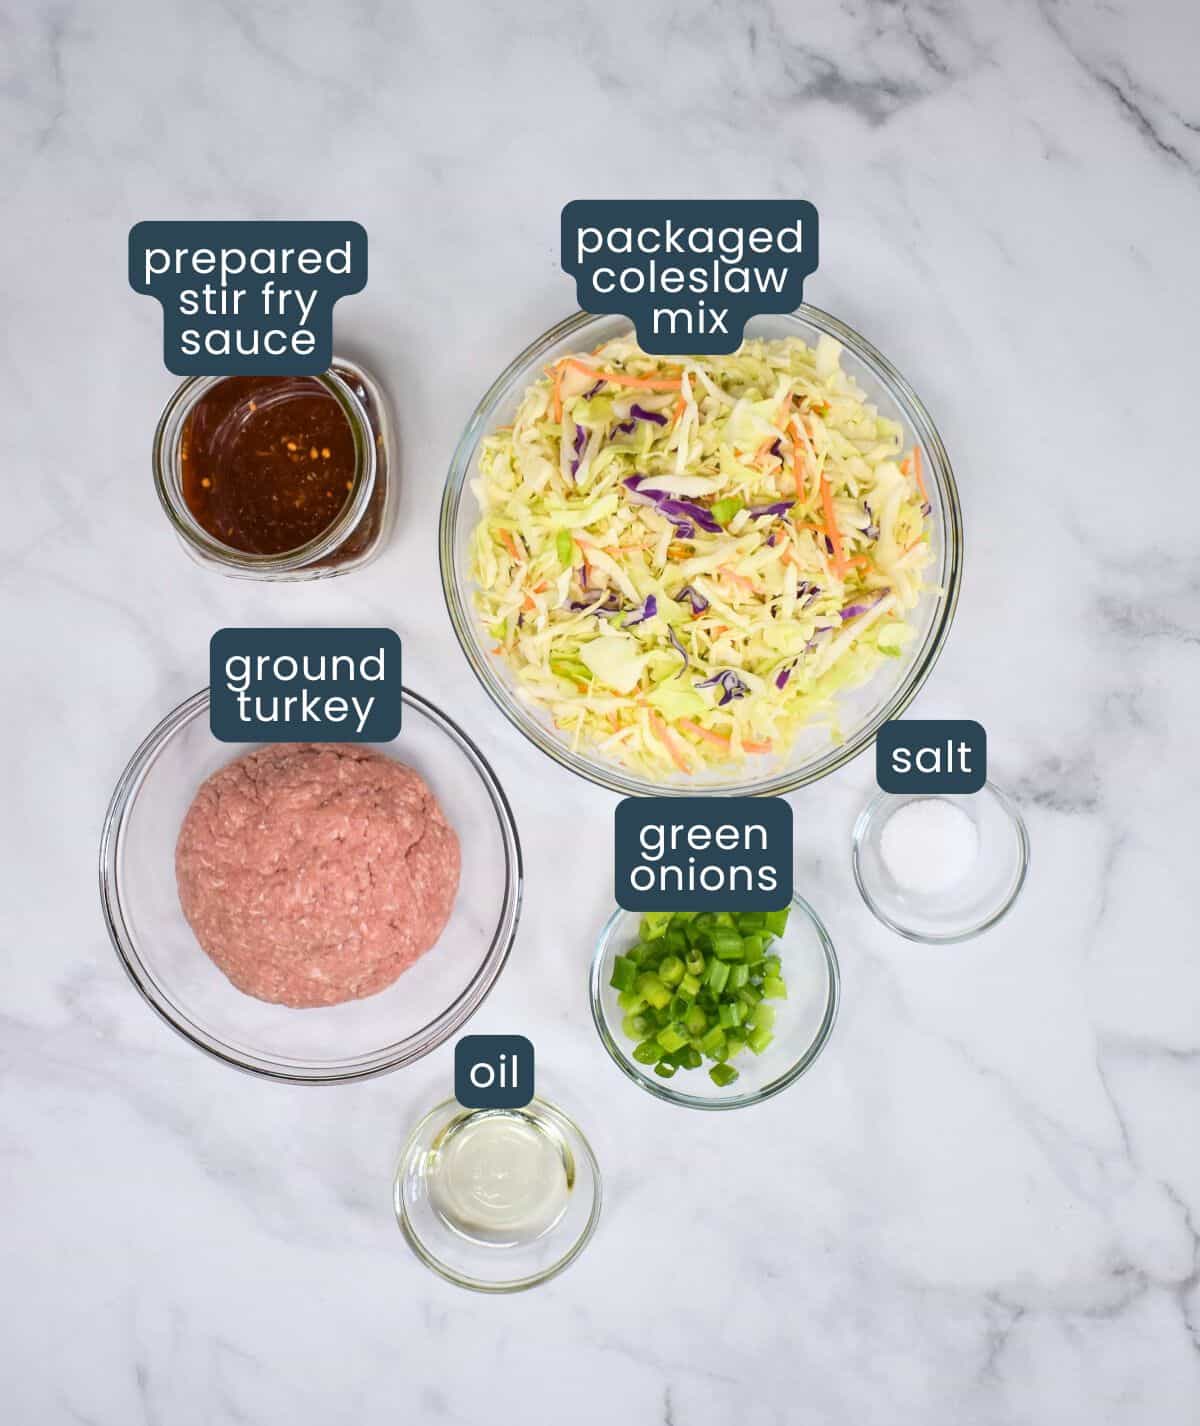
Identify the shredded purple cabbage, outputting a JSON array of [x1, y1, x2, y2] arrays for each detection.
[[630, 403, 668, 427], [667, 626, 689, 673], [839, 589, 890, 620], [747, 501, 794, 519], [569, 591, 622, 618], [864, 501, 880, 540], [568, 424, 588, 477], [623, 476, 722, 535], [921, 501, 932, 518], [613, 419, 637, 435], [775, 662, 795, 690], [696, 669, 750, 707], [583, 380, 604, 399], [766, 532, 777, 547], [623, 594, 658, 627], [770, 439, 783, 458], [673, 584, 710, 615]]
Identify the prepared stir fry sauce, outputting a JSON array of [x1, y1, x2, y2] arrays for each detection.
[[181, 376, 358, 555]]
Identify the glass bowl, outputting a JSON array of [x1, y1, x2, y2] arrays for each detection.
[[394, 1096, 601, 1293], [851, 782, 1030, 943], [440, 306, 963, 796], [99, 689, 523, 1083], [588, 895, 840, 1110]]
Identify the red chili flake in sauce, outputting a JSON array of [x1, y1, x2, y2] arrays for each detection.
[[181, 376, 356, 555]]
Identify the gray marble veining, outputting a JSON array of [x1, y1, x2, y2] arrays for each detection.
[[2, 0, 1199, 1422]]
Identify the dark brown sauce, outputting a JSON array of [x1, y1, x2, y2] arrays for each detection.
[[181, 376, 358, 555]]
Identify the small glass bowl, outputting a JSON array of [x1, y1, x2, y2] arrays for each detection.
[[851, 783, 1030, 943], [440, 306, 963, 797], [588, 896, 840, 1110], [99, 688, 522, 1082], [394, 1097, 602, 1293]]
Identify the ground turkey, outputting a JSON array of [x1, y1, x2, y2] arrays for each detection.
[[175, 743, 461, 1007]]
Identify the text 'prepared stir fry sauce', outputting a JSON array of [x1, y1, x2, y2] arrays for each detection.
[[469, 335, 933, 779]]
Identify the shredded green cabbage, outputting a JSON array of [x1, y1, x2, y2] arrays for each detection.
[[469, 333, 932, 777]]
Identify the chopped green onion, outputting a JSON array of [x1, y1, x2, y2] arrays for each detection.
[[706, 959, 731, 995], [658, 954, 685, 987], [637, 973, 672, 1009], [614, 910, 790, 1081], [656, 1024, 689, 1053], [610, 955, 639, 992], [718, 1002, 743, 1029], [747, 1026, 774, 1056], [711, 928, 745, 960], [700, 1025, 726, 1057]]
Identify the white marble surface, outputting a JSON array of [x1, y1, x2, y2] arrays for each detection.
[[3, 0, 1199, 1421]]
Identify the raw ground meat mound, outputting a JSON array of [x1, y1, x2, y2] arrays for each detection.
[[175, 743, 461, 1008]]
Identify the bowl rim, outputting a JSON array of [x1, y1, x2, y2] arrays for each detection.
[[97, 686, 524, 1084], [392, 1095, 603, 1293], [440, 304, 964, 798], [588, 894, 841, 1110], [850, 780, 1031, 944]]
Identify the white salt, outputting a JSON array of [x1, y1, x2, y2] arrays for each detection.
[[879, 797, 977, 896]]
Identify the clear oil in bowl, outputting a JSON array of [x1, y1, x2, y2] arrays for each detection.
[[425, 1106, 575, 1248]]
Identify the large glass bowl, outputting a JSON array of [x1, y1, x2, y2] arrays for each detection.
[[99, 689, 522, 1083], [440, 307, 962, 796]]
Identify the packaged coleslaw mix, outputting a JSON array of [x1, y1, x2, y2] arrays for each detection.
[[470, 334, 932, 779]]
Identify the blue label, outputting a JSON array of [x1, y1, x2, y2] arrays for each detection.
[[455, 1036, 534, 1110], [209, 628, 401, 742], [615, 797, 792, 910], [129, 220, 366, 375], [562, 200, 818, 355], [876, 719, 987, 794]]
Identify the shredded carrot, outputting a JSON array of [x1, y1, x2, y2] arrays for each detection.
[[788, 418, 807, 498], [561, 357, 682, 392], [499, 529, 523, 562], [670, 393, 688, 427], [900, 535, 925, 557], [753, 437, 776, 466], [719, 566, 759, 594], [677, 718, 729, 749], [819, 476, 847, 575], [647, 712, 691, 773], [489, 645, 502, 655], [531, 580, 549, 594], [912, 444, 928, 503], [677, 719, 772, 755], [522, 594, 537, 612], [845, 554, 873, 571]]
